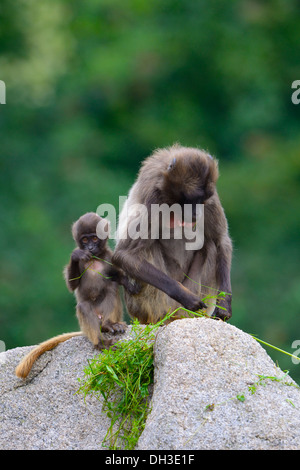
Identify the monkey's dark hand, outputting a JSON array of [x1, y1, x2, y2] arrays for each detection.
[[109, 269, 142, 295], [179, 287, 207, 312], [71, 248, 92, 263], [214, 296, 232, 321], [122, 278, 142, 295]]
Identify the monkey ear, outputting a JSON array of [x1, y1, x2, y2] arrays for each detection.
[[210, 157, 219, 182], [167, 157, 176, 171], [71, 221, 78, 242]]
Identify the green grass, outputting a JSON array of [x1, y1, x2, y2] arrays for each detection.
[[77, 313, 166, 449]]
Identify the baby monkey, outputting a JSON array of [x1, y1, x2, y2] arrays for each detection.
[[15, 212, 137, 379], [65, 211, 136, 348]]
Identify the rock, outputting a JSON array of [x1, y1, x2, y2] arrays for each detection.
[[137, 318, 300, 450], [1, 318, 300, 450], [0, 334, 116, 450]]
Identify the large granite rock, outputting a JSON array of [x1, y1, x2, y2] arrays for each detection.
[[1, 318, 300, 450], [0, 334, 111, 450], [138, 318, 300, 450]]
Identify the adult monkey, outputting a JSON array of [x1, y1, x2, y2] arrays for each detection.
[[112, 144, 232, 323]]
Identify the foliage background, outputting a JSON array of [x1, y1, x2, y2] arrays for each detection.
[[1, 1, 300, 381]]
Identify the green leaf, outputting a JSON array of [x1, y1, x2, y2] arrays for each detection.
[[236, 394, 245, 402]]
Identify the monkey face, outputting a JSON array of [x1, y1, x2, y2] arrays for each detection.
[[72, 212, 110, 254], [79, 233, 105, 256]]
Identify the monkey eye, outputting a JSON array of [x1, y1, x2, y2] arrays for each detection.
[[82, 237, 88, 244], [92, 236, 98, 242]]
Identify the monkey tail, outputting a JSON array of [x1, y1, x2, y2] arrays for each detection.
[[15, 331, 83, 379]]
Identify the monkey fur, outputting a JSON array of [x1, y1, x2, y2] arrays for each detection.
[[15, 212, 136, 379], [113, 144, 232, 324], [65, 212, 138, 345]]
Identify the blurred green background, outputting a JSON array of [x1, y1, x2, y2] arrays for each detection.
[[1, 0, 300, 381]]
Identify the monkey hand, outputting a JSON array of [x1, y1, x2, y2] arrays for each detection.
[[180, 289, 207, 312], [214, 296, 232, 321], [110, 269, 142, 295], [71, 248, 92, 263], [123, 278, 142, 295]]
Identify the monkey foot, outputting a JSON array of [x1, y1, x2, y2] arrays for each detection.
[[94, 338, 115, 350], [101, 321, 128, 335], [110, 322, 128, 334]]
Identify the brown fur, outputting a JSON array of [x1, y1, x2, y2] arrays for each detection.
[[65, 213, 126, 346], [113, 144, 232, 323], [15, 332, 82, 379]]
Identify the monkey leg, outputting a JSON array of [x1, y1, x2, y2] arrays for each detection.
[[76, 301, 113, 350], [97, 290, 127, 335], [214, 240, 232, 320], [197, 240, 232, 320]]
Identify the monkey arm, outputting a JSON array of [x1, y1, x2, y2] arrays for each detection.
[[106, 265, 142, 295], [211, 204, 232, 297], [201, 200, 232, 320], [214, 236, 232, 319], [64, 249, 90, 291], [216, 239, 232, 293], [112, 247, 206, 311], [65, 259, 81, 291]]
